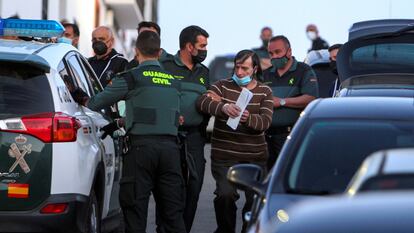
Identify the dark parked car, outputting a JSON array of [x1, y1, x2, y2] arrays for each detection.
[[337, 19, 414, 97], [271, 192, 414, 233], [228, 97, 414, 233], [208, 54, 235, 83]]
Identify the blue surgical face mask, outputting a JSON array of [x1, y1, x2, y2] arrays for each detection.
[[57, 37, 73, 45], [232, 74, 252, 86]]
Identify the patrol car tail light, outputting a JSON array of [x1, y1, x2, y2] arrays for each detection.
[[52, 113, 81, 142], [0, 18, 64, 38], [40, 203, 68, 214], [0, 112, 80, 143]]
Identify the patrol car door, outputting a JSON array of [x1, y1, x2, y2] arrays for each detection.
[[68, 53, 117, 218], [78, 56, 124, 217], [56, 59, 102, 197], [78, 55, 123, 216]]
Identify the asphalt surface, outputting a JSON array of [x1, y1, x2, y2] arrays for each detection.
[[146, 143, 245, 233]]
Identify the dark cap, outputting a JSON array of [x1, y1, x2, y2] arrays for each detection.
[[328, 44, 343, 52]]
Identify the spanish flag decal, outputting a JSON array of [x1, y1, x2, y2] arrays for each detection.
[[8, 183, 29, 198]]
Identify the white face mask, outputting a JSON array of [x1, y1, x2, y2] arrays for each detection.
[[307, 31, 317, 41]]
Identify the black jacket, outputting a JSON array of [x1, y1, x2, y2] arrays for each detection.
[[309, 37, 329, 52], [88, 49, 128, 88]]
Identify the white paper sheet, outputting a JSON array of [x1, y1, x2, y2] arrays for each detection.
[[226, 88, 253, 130]]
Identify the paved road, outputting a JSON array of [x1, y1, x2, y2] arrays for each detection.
[[146, 144, 245, 233]]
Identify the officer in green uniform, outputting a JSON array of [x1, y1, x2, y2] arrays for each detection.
[[72, 31, 185, 233], [125, 21, 171, 70], [161, 25, 209, 233], [263, 35, 319, 170]]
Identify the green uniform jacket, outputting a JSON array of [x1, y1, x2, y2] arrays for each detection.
[[262, 58, 319, 127], [161, 52, 209, 128], [87, 60, 181, 136]]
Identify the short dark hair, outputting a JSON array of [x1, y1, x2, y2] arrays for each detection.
[[234, 49, 263, 80], [135, 30, 160, 57], [328, 43, 343, 52], [63, 23, 80, 37], [137, 21, 161, 36], [269, 35, 291, 49], [179, 25, 209, 49]]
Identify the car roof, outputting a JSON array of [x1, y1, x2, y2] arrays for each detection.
[[275, 192, 414, 233], [349, 19, 414, 41], [307, 97, 414, 120], [0, 39, 75, 71]]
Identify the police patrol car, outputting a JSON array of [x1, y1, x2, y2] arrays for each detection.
[[0, 19, 123, 233]]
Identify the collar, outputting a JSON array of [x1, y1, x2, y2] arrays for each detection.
[[92, 49, 120, 61], [174, 51, 186, 67], [137, 60, 161, 68], [173, 51, 202, 69], [288, 57, 298, 72], [270, 56, 298, 73]]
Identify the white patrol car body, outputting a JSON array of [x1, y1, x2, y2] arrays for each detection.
[[0, 39, 122, 233]]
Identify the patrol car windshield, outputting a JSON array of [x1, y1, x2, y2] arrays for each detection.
[[0, 62, 54, 119], [284, 120, 414, 195]]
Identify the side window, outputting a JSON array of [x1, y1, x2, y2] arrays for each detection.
[[78, 55, 103, 95], [58, 60, 77, 92], [66, 54, 91, 96]]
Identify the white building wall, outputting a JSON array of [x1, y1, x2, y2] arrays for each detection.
[[1, 0, 42, 19], [0, 0, 143, 59]]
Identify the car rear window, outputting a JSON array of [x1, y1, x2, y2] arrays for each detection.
[[0, 62, 54, 120], [285, 120, 414, 194], [351, 43, 414, 71], [360, 175, 414, 191]]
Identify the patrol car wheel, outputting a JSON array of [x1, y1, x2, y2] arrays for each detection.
[[86, 190, 101, 233]]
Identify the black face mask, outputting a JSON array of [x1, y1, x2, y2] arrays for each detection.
[[191, 49, 207, 64], [330, 60, 338, 75], [92, 41, 108, 56]]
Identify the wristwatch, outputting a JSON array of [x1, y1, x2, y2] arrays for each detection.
[[279, 98, 286, 106]]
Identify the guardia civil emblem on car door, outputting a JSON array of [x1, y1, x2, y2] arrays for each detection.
[[8, 134, 32, 174]]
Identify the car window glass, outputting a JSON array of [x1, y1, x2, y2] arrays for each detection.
[[66, 54, 91, 96], [0, 62, 54, 119], [58, 60, 77, 92], [209, 56, 234, 83], [78, 55, 103, 95], [351, 43, 414, 71], [360, 175, 414, 191], [285, 120, 414, 194]]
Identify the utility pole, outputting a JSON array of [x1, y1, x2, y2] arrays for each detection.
[[42, 0, 48, 19]]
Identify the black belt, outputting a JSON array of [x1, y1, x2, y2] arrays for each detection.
[[267, 126, 293, 135], [179, 126, 200, 133]]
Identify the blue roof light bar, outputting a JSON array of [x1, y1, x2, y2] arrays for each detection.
[[0, 18, 64, 38]]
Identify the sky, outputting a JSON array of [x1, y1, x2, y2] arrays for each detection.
[[159, 0, 414, 66]]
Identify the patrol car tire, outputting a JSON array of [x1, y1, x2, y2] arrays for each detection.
[[86, 190, 101, 233]]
